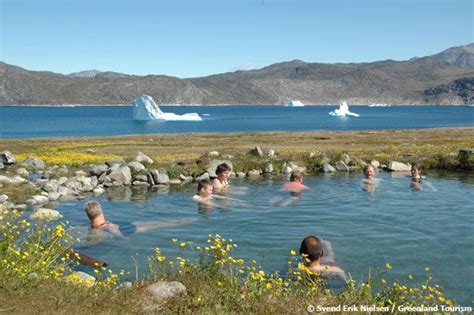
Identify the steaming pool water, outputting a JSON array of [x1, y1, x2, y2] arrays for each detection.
[[55, 171, 473, 304]]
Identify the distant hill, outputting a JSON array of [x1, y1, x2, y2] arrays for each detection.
[[1, 43, 473, 105]]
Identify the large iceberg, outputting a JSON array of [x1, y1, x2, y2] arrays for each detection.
[[286, 100, 305, 107], [329, 101, 360, 117], [132, 95, 202, 121]]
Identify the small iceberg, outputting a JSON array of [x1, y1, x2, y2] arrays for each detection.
[[132, 95, 202, 121], [329, 101, 360, 117], [286, 100, 305, 107]]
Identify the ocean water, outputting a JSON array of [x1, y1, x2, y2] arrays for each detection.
[[54, 171, 473, 304], [1, 105, 473, 138]]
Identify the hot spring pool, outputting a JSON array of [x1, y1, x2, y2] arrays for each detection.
[[57, 171, 473, 304]]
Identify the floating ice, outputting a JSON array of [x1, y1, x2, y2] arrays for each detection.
[[329, 101, 360, 117], [286, 100, 305, 107], [368, 103, 391, 107], [132, 95, 202, 121]]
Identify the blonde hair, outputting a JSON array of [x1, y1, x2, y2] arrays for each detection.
[[84, 201, 102, 220]]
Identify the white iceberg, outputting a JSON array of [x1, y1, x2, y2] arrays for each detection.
[[286, 100, 305, 107], [132, 95, 202, 121], [329, 101, 360, 117], [368, 103, 391, 107]]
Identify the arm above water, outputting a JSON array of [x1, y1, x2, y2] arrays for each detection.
[[133, 218, 197, 233], [321, 239, 335, 262]]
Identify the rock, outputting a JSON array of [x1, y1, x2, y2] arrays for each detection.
[[207, 160, 233, 177], [387, 161, 411, 172], [109, 166, 132, 185], [134, 174, 148, 182], [93, 187, 105, 195], [13, 204, 27, 210], [43, 181, 59, 193], [16, 167, 29, 178], [85, 149, 95, 154], [132, 181, 150, 187], [57, 165, 69, 174], [247, 170, 262, 177], [353, 158, 368, 167], [41, 191, 49, 197], [120, 281, 133, 289], [309, 152, 316, 158], [134, 152, 154, 164], [108, 164, 121, 173], [48, 192, 61, 201], [236, 172, 246, 178], [322, 163, 336, 173], [0, 195, 8, 203], [57, 176, 68, 185], [0, 175, 27, 185], [67, 271, 96, 287], [370, 160, 380, 168], [195, 172, 210, 182], [154, 174, 169, 185], [30, 208, 61, 220], [268, 149, 275, 157], [58, 186, 70, 196], [341, 153, 351, 165], [281, 165, 292, 174], [21, 157, 45, 170], [146, 281, 187, 301], [90, 164, 108, 176], [207, 151, 219, 158], [149, 170, 160, 185], [59, 194, 76, 201], [25, 195, 49, 206], [0, 162, 3, 169], [75, 170, 87, 177], [169, 179, 181, 185], [0, 151, 16, 165], [179, 174, 193, 183], [28, 272, 38, 280], [335, 161, 350, 172], [105, 159, 126, 167], [249, 145, 264, 157], [263, 163, 274, 174], [127, 161, 146, 173], [222, 154, 234, 159]]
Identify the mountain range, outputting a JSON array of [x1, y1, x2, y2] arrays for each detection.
[[0, 43, 473, 105]]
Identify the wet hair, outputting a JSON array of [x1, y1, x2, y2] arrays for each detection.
[[411, 164, 422, 172], [197, 179, 212, 193], [84, 201, 102, 220], [299, 235, 323, 262], [290, 170, 303, 182], [216, 163, 231, 175], [363, 164, 375, 175]]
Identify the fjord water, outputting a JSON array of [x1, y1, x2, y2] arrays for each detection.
[[1, 105, 474, 138], [58, 172, 473, 304]]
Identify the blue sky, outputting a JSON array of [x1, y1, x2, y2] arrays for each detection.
[[1, 0, 472, 78]]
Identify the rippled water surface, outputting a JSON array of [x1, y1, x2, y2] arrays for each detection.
[[56, 171, 473, 304], [1, 105, 473, 138]]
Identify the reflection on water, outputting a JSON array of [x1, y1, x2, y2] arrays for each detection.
[[59, 171, 473, 304]]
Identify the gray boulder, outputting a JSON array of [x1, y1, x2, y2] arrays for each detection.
[[195, 172, 210, 182], [247, 169, 262, 177], [22, 157, 45, 170], [236, 172, 246, 178], [264, 162, 274, 174], [90, 164, 108, 176], [93, 187, 105, 195], [0, 175, 27, 184], [127, 161, 146, 173], [0, 195, 8, 203], [370, 160, 380, 168], [341, 153, 351, 165], [105, 159, 126, 167], [58, 186, 71, 196], [30, 208, 61, 220], [169, 179, 181, 185], [43, 181, 59, 193], [132, 181, 150, 187], [281, 165, 292, 174], [25, 195, 50, 206], [207, 160, 233, 177], [335, 161, 350, 172], [134, 174, 148, 182], [0, 151, 16, 165], [353, 158, 368, 167], [154, 174, 169, 185], [268, 149, 275, 157], [387, 161, 411, 172], [207, 151, 219, 158], [133, 152, 153, 164], [249, 145, 264, 157], [0, 162, 3, 169], [109, 166, 132, 185], [57, 177, 68, 185], [146, 281, 187, 301], [48, 192, 61, 201], [322, 163, 336, 173], [16, 167, 29, 178]]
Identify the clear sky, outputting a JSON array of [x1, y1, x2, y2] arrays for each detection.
[[0, 0, 472, 78]]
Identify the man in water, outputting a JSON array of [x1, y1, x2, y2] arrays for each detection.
[[299, 235, 346, 280], [282, 170, 309, 197], [192, 179, 214, 211], [212, 163, 231, 191], [363, 164, 377, 192], [85, 201, 194, 239]]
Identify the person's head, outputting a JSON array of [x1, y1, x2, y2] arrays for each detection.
[[84, 201, 103, 222], [411, 164, 422, 179], [299, 235, 323, 263], [197, 179, 213, 197], [363, 164, 376, 180], [290, 170, 304, 183], [216, 163, 231, 181]]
